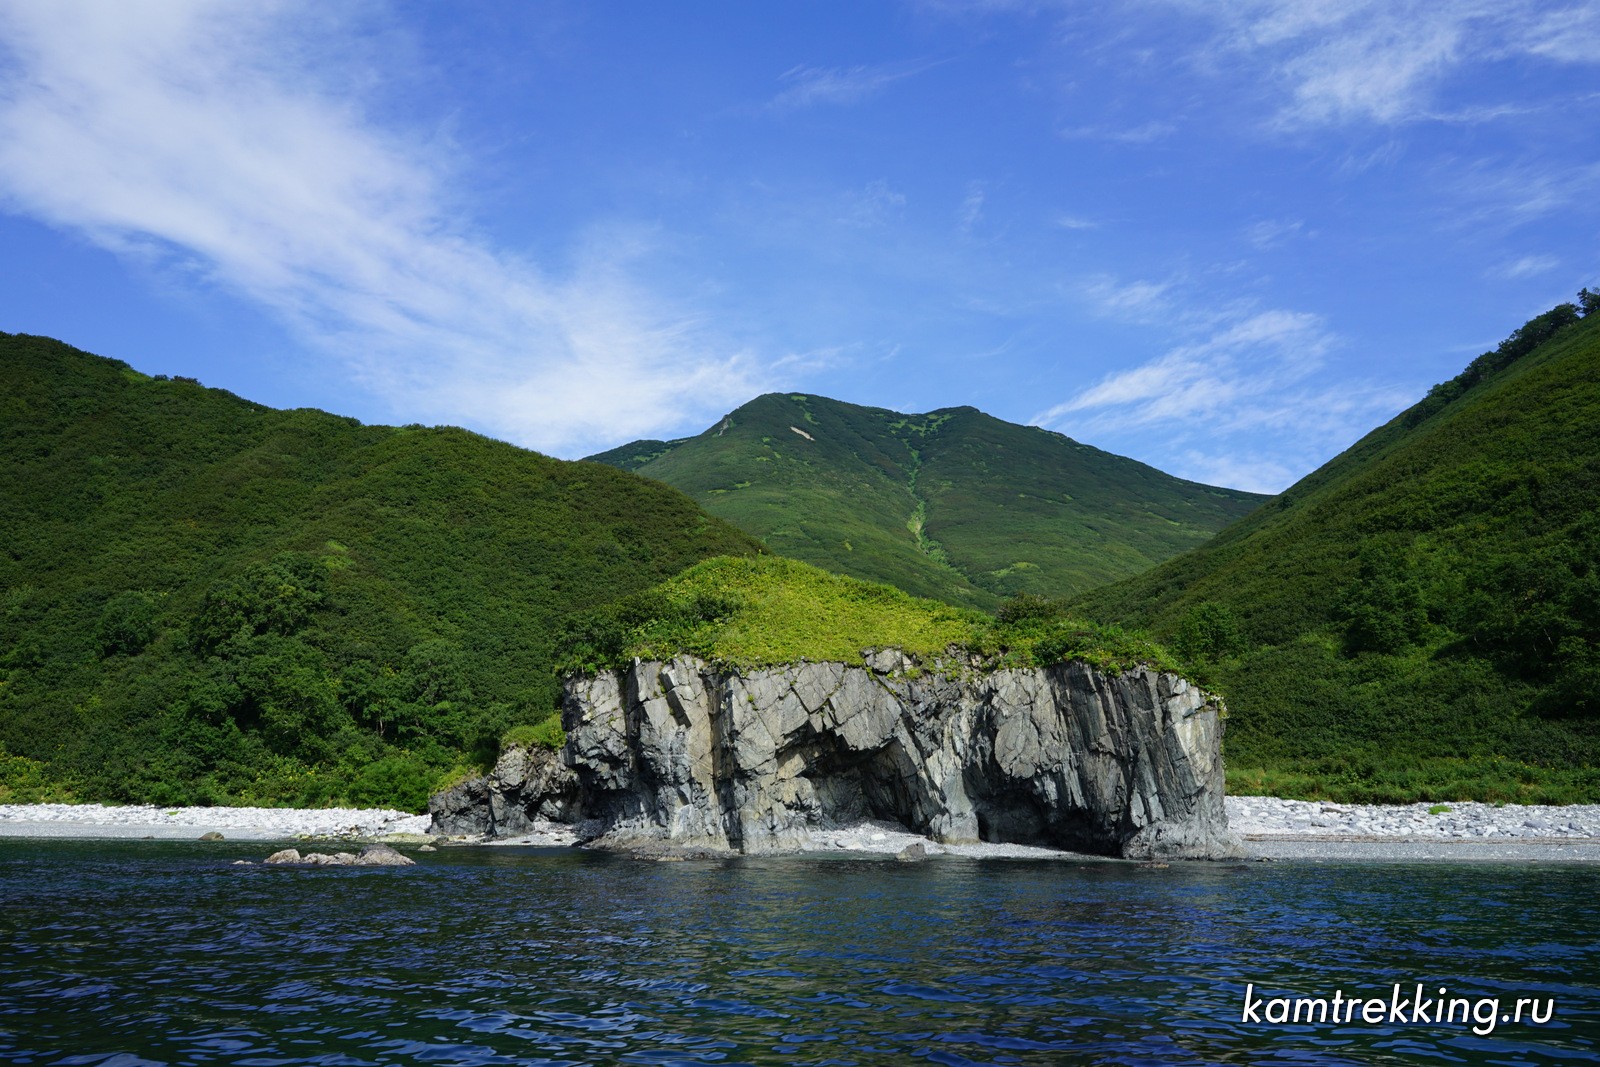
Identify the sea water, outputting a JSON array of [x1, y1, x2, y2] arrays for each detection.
[[1, 840, 1596, 1065]]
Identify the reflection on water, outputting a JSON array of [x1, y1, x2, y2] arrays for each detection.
[[1, 840, 1596, 1065]]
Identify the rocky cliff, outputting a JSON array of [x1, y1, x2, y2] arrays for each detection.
[[429, 742, 580, 837], [431, 652, 1240, 860]]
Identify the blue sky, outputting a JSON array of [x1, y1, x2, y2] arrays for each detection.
[[1, 1, 1596, 492]]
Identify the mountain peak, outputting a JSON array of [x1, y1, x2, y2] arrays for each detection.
[[587, 392, 1266, 607]]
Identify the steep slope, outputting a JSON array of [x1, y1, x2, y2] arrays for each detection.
[[1074, 302, 1600, 802], [586, 393, 1266, 608], [0, 333, 760, 808]]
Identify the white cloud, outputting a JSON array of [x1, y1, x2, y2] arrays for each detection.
[[0, 0, 765, 455], [1169, 0, 1600, 127], [1174, 451, 1299, 496], [771, 61, 930, 110], [1032, 307, 1413, 491]]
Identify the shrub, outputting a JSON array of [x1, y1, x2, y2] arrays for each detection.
[[1173, 602, 1244, 662], [501, 715, 566, 752], [95, 590, 159, 657], [345, 754, 434, 813]]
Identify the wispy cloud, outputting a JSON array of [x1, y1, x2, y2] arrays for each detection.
[[1451, 160, 1600, 229], [1053, 212, 1099, 230], [957, 182, 986, 234], [0, 0, 765, 455], [1520, 1, 1600, 62], [1058, 120, 1175, 144], [1032, 307, 1413, 491], [1243, 217, 1304, 250], [1042, 309, 1331, 419], [770, 60, 931, 110], [1492, 254, 1561, 280], [838, 179, 907, 228], [1168, 0, 1600, 127], [1078, 275, 1171, 321]]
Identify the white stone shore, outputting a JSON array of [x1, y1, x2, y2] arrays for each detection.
[[0, 802, 430, 840], [1226, 795, 1600, 839], [4, 798, 1600, 859]]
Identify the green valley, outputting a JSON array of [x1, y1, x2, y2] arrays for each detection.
[[587, 394, 1266, 609]]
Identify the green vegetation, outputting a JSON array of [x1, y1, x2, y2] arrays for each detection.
[[501, 716, 566, 752], [557, 555, 1184, 678], [587, 394, 1266, 609], [1075, 298, 1600, 804], [16, 293, 1590, 813], [559, 555, 977, 668], [0, 742, 75, 803], [0, 333, 760, 811]]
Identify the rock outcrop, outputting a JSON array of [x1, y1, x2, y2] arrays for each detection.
[[428, 742, 580, 836], [433, 653, 1240, 860]]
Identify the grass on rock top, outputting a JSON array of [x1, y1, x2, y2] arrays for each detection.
[[558, 555, 1188, 679], [630, 556, 976, 665]]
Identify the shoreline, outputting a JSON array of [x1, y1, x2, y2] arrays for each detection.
[[5, 797, 1599, 862], [0, 802, 430, 841]]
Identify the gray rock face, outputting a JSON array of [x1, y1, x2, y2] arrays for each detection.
[[428, 743, 580, 836], [557, 656, 1239, 860]]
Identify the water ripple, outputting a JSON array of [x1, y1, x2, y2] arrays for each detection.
[[0, 843, 1597, 1065]]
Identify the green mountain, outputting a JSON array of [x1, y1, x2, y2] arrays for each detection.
[[0, 333, 760, 809], [1073, 299, 1600, 803], [586, 394, 1267, 609]]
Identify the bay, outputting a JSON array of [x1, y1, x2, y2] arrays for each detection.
[[1, 840, 1596, 1065]]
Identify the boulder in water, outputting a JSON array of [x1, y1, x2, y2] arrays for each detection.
[[261, 844, 416, 867]]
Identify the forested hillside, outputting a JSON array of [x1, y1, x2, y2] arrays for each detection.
[[0, 334, 760, 809], [588, 394, 1265, 608], [1075, 298, 1600, 802]]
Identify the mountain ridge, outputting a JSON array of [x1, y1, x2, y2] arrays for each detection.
[[587, 391, 1268, 608]]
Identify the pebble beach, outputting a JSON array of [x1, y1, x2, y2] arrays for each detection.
[[4, 797, 1600, 860], [0, 802, 430, 841], [1228, 795, 1600, 862]]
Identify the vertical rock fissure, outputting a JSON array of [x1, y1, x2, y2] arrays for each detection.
[[708, 666, 741, 849]]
